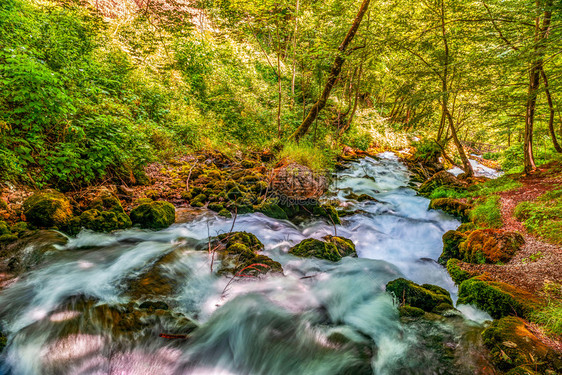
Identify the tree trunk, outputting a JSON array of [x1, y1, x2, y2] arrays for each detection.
[[291, 0, 300, 104], [440, 0, 473, 177], [540, 68, 562, 152], [289, 0, 371, 142], [276, 12, 283, 138], [524, 0, 553, 173]]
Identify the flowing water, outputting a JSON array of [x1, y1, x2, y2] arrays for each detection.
[[0, 153, 493, 375]]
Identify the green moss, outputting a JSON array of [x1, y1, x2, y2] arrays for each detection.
[[130, 201, 176, 229], [89, 192, 125, 214], [23, 189, 73, 228], [0, 234, 18, 243], [254, 199, 288, 220], [289, 238, 342, 262], [0, 330, 6, 353], [399, 305, 425, 318], [482, 316, 562, 373], [457, 276, 539, 319], [191, 193, 207, 207], [208, 203, 224, 212], [438, 230, 467, 265], [446, 259, 477, 285], [458, 229, 524, 264], [218, 208, 232, 218], [9, 221, 28, 235], [323, 235, 356, 257], [386, 278, 453, 313], [0, 221, 9, 235], [429, 198, 472, 222], [227, 186, 244, 200], [313, 204, 341, 225], [79, 209, 132, 232]]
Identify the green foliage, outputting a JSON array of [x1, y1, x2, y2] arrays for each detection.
[[277, 142, 336, 171], [470, 196, 503, 228], [514, 190, 562, 244], [412, 140, 441, 164], [531, 283, 562, 336]]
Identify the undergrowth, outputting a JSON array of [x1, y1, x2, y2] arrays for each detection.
[[514, 189, 562, 244], [470, 196, 503, 229], [429, 175, 522, 200], [531, 282, 562, 336]]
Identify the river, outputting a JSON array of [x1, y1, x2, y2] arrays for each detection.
[[0, 153, 493, 374]]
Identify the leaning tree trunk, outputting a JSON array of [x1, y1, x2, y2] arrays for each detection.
[[289, 0, 371, 142]]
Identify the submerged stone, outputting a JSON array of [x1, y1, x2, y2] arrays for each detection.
[[289, 238, 341, 262], [130, 201, 176, 229]]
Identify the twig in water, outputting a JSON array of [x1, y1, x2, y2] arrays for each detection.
[[221, 263, 271, 298]]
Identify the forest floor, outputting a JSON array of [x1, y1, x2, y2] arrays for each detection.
[[461, 163, 562, 294]]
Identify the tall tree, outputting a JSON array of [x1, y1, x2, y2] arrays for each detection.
[[289, 0, 371, 142]]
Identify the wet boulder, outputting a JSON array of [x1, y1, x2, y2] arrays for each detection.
[[130, 201, 176, 229], [386, 278, 454, 314], [289, 237, 356, 262], [429, 198, 472, 222], [23, 189, 73, 228], [482, 316, 562, 374], [312, 204, 341, 225], [438, 230, 467, 265], [215, 232, 283, 276], [457, 276, 539, 319]]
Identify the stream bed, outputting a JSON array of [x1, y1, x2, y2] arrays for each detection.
[[0, 153, 494, 374]]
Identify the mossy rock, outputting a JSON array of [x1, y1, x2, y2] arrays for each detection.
[[429, 198, 472, 222], [191, 193, 207, 207], [89, 191, 125, 214], [23, 189, 73, 228], [208, 203, 224, 212], [0, 234, 18, 243], [79, 209, 132, 232], [241, 160, 256, 168], [313, 204, 341, 225], [0, 329, 6, 353], [216, 232, 282, 276], [419, 171, 465, 196], [290, 238, 346, 262], [438, 230, 467, 265], [218, 209, 232, 218], [386, 278, 453, 314], [357, 194, 380, 203], [457, 276, 540, 319], [323, 235, 357, 257], [399, 305, 425, 318], [9, 222, 28, 235], [227, 186, 244, 200], [458, 229, 524, 264], [130, 201, 176, 230], [254, 199, 288, 220], [446, 259, 478, 285], [482, 316, 562, 373], [0, 221, 9, 235]]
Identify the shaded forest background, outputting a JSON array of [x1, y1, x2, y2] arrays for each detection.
[[1, 0, 561, 189]]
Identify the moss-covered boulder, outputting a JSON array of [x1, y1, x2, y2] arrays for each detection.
[[458, 229, 524, 264], [386, 278, 454, 314], [312, 204, 341, 225], [289, 238, 343, 262], [79, 209, 132, 232], [0, 221, 9, 235], [419, 171, 465, 196], [89, 191, 125, 214], [323, 235, 357, 257], [482, 316, 562, 374], [438, 230, 467, 265], [429, 198, 472, 222], [254, 199, 288, 220], [23, 190, 73, 228], [215, 232, 282, 276], [398, 305, 426, 318], [457, 276, 540, 319], [130, 201, 176, 229], [446, 259, 478, 285]]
